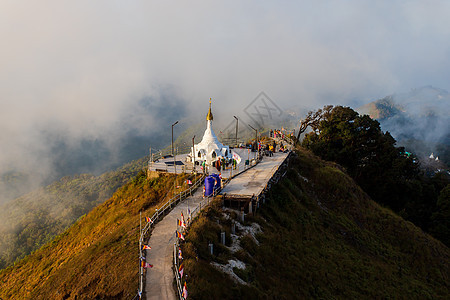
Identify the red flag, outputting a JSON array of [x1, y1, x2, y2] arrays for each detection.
[[181, 212, 186, 227], [145, 263, 153, 268]]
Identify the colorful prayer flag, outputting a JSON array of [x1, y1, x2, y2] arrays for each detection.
[[182, 281, 188, 299], [145, 217, 152, 223], [177, 218, 186, 228], [141, 245, 152, 250], [144, 263, 153, 268], [186, 179, 193, 185], [178, 263, 184, 278], [178, 249, 183, 260], [176, 231, 185, 240]]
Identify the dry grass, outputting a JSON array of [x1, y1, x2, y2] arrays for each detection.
[[0, 171, 196, 299]]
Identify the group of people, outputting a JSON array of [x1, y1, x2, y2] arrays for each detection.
[[259, 140, 287, 157], [270, 128, 295, 140], [200, 157, 237, 173]]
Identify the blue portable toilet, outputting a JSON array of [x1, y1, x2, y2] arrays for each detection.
[[204, 176, 215, 197], [210, 174, 221, 191]]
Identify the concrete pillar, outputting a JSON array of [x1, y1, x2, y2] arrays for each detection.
[[248, 201, 253, 214], [220, 232, 226, 245], [231, 222, 236, 234], [208, 243, 214, 255]]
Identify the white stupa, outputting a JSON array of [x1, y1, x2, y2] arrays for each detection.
[[191, 99, 231, 165]]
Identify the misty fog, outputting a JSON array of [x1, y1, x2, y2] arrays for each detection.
[[1, 1, 450, 203]]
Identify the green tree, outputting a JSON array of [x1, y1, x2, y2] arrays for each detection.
[[302, 106, 449, 245]]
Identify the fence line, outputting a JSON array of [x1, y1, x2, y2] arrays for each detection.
[[136, 173, 205, 299], [173, 185, 222, 300]]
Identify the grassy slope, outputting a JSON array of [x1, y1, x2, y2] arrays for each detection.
[[0, 171, 192, 299], [181, 147, 450, 299], [0, 158, 146, 270]]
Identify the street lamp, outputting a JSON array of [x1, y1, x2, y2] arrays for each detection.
[[172, 121, 179, 174], [233, 116, 239, 147], [192, 135, 196, 173], [248, 124, 258, 158]]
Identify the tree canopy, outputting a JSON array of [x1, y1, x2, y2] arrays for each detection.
[[302, 106, 449, 246]]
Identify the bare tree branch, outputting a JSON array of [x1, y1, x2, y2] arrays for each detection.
[[297, 105, 333, 140]]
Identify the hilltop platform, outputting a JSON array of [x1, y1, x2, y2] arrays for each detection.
[[148, 148, 259, 179]]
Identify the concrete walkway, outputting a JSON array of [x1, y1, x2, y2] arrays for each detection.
[[144, 151, 290, 300], [145, 188, 204, 300], [221, 152, 289, 197]]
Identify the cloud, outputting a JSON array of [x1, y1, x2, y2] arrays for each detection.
[[1, 1, 450, 201]]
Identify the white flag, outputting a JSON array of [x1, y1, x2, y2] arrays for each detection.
[[232, 152, 241, 164]]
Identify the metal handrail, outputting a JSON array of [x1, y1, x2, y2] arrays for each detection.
[[173, 184, 222, 300], [137, 173, 205, 298]]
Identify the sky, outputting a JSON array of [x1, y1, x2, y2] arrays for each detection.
[[1, 1, 450, 196]]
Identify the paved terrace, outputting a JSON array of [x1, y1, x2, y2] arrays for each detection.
[[148, 148, 259, 179], [220, 151, 289, 199]]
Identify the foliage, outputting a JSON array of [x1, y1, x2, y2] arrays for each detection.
[[302, 106, 450, 246], [181, 147, 450, 299]]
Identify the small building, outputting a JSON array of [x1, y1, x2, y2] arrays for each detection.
[[191, 99, 232, 166]]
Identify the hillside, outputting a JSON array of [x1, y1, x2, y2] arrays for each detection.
[[0, 158, 146, 270], [357, 86, 450, 167], [0, 170, 196, 299], [181, 147, 450, 299]]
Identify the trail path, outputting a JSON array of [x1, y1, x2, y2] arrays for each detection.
[[145, 152, 289, 299], [145, 187, 203, 300]]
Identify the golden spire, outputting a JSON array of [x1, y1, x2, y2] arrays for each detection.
[[206, 98, 213, 121]]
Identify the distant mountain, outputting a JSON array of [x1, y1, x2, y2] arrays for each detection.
[[0, 157, 146, 270], [358, 86, 450, 167]]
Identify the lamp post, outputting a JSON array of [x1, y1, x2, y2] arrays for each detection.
[[233, 116, 239, 147], [192, 135, 196, 173], [172, 121, 179, 174], [248, 124, 258, 159]]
